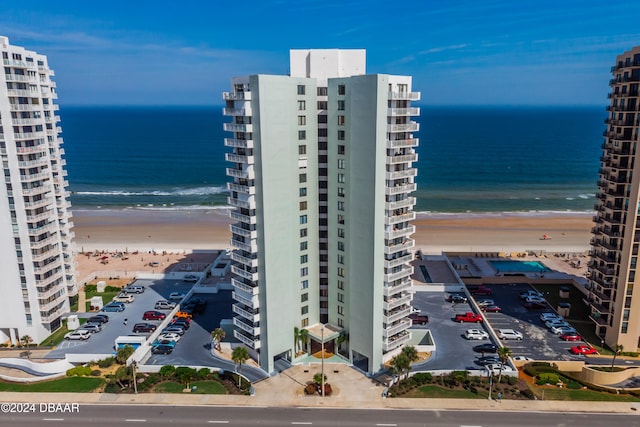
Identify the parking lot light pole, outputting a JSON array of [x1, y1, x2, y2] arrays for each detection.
[[486, 366, 493, 401], [132, 360, 138, 394], [321, 325, 325, 397]]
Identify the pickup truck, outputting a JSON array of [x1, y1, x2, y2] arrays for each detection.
[[409, 312, 429, 325], [455, 312, 483, 323]]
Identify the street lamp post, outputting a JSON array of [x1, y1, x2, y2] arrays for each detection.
[[321, 325, 325, 397], [486, 366, 493, 401], [132, 360, 138, 394]]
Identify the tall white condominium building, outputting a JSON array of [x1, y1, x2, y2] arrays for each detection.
[[0, 36, 76, 345], [224, 49, 419, 374], [589, 46, 640, 351]]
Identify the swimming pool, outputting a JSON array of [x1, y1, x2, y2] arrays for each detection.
[[490, 260, 550, 273]]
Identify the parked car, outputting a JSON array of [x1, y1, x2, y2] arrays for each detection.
[[540, 313, 562, 322], [151, 339, 177, 348], [87, 315, 109, 324], [183, 274, 199, 282], [161, 326, 186, 336], [524, 301, 547, 310], [142, 310, 167, 321], [475, 355, 501, 366], [481, 305, 502, 313], [64, 330, 91, 340], [151, 344, 174, 355], [79, 324, 101, 333], [476, 299, 494, 307], [473, 343, 498, 353], [455, 312, 483, 323], [101, 302, 125, 312], [155, 300, 177, 310], [113, 293, 135, 303], [174, 310, 193, 319], [447, 294, 468, 304], [465, 329, 489, 340], [123, 285, 145, 294], [169, 318, 191, 330], [520, 290, 544, 299], [551, 325, 577, 335], [470, 286, 493, 296], [560, 332, 582, 341], [497, 329, 523, 340], [169, 292, 186, 301], [132, 323, 157, 333], [485, 363, 515, 374], [512, 356, 533, 362], [525, 296, 546, 304], [409, 312, 429, 325], [570, 345, 598, 355], [157, 332, 181, 342], [545, 319, 569, 329]]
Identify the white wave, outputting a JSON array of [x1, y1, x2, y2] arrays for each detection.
[[73, 186, 228, 197], [415, 209, 596, 219]]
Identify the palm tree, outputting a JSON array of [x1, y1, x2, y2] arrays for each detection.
[[611, 344, 624, 369], [299, 328, 310, 354], [390, 353, 411, 379], [336, 334, 346, 354], [20, 335, 33, 359], [401, 345, 419, 363], [231, 346, 250, 387], [497, 346, 512, 384], [210, 328, 225, 351], [116, 345, 134, 364], [293, 327, 300, 354]]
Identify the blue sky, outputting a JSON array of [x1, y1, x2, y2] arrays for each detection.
[[2, 0, 639, 106]]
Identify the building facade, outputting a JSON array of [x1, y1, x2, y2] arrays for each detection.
[[224, 49, 419, 374], [589, 46, 640, 351], [0, 36, 77, 345]]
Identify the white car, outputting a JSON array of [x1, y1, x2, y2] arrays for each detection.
[[476, 299, 495, 307], [64, 330, 91, 341], [551, 325, 577, 335], [485, 363, 515, 374], [497, 329, 523, 340], [465, 329, 489, 340], [545, 319, 569, 329], [157, 332, 181, 342], [520, 290, 544, 299], [183, 274, 198, 282], [540, 312, 562, 322], [512, 356, 533, 362], [169, 292, 186, 301], [525, 296, 546, 304], [113, 293, 135, 303]]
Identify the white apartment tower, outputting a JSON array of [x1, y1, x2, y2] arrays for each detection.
[[0, 37, 76, 345], [224, 49, 419, 374]]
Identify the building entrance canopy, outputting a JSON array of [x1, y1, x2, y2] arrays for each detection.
[[306, 323, 342, 343]]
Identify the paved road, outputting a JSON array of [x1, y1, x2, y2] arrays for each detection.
[[1, 405, 639, 426]]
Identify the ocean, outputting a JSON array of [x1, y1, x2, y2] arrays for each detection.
[[60, 106, 605, 215]]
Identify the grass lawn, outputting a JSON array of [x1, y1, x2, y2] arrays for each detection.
[[85, 291, 120, 312], [0, 377, 103, 392], [39, 318, 87, 346], [402, 384, 486, 399], [154, 380, 227, 394], [531, 385, 640, 401]]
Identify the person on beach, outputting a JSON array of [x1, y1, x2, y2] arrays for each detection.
[[123, 318, 128, 326]]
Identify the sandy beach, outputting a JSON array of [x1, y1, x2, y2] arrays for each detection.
[[72, 208, 593, 257]]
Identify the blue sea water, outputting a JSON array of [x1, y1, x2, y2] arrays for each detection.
[[60, 105, 605, 214]]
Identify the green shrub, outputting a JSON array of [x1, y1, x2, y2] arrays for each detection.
[[105, 286, 121, 292], [84, 285, 97, 292], [566, 380, 581, 389], [536, 372, 559, 385], [412, 372, 432, 384], [523, 362, 557, 377], [197, 368, 211, 379], [159, 365, 176, 377], [507, 376, 518, 386], [621, 351, 639, 357], [91, 370, 101, 377], [520, 388, 535, 399], [66, 366, 93, 377], [450, 370, 468, 382], [97, 357, 116, 368]]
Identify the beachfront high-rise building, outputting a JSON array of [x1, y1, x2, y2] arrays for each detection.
[[0, 37, 76, 345], [589, 46, 640, 351], [224, 49, 419, 374]]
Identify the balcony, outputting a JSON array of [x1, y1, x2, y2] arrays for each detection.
[[14, 131, 46, 140], [30, 234, 58, 250], [9, 104, 40, 112], [224, 138, 254, 149], [230, 211, 256, 224], [233, 317, 260, 336], [386, 183, 416, 195], [230, 237, 255, 253], [386, 211, 416, 225], [383, 330, 411, 352], [223, 123, 253, 133], [223, 107, 252, 116], [232, 290, 259, 309], [387, 138, 419, 149], [11, 118, 39, 126], [383, 278, 413, 297], [385, 239, 415, 255], [383, 318, 412, 338], [228, 196, 255, 210], [226, 167, 252, 180], [27, 222, 57, 236], [227, 182, 255, 195], [387, 122, 419, 133], [232, 303, 260, 322], [388, 91, 421, 100], [383, 305, 412, 324], [384, 265, 414, 283], [387, 153, 418, 164], [230, 224, 257, 239], [225, 152, 254, 164], [385, 168, 417, 180], [231, 251, 259, 268], [231, 265, 259, 282], [234, 329, 260, 349], [385, 197, 416, 211], [223, 91, 252, 101], [231, 276, 259, 295], [384, 253, 413, 269], [384, 225, 416, 240], [383, 292, 412, 311], [20, 172, 50, 183], [388, 107, 420, 116]]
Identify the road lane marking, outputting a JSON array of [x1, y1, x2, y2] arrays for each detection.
[[43, 419, 64, 422], [376, 424, 398, 426], [125, 420, 147, 422], [208, 422, 230, 424], [291, 423, 312, 425]]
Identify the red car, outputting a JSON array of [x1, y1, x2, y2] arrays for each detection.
[[570, 345, 597, 355], [142, 310, 166, 321], [481, 305, 502, 313], [560, 332, 582, 341]]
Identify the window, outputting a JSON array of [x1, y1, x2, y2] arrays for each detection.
[[318, 128, 328, 137], [338, 115, 345, 125], [338, 267, 344, 277], [302, 318, 309, 327], [300, 201, 307, 210], [337, 305, 344, 315], [300, 215, 307, 224], [298, 115, 306, 125], [300, 228, 308, 237], [299, 187, 307, 197], [300, 241, 308, 251], [317, 101, 328, 109], [298, 100, 306, 110], [338, 215, 345, 225], [298, 130, 306, 140], [337, 318, 343, 327], [297, 85, 305, 95], [300, 267, 308, 277], [338, 145, 345, 154], [317, 87, 328, 96], [338, 241, 344, 251], [338, 131, 345, 141], [338, 173, 345, 183], [299, 145, 307, 155], [301, 305, 309, 315], [301, 280, 309, 289], [337, 293, 344, 303], [338, 159, 345, 169], [338, 84, 346, 95], [338, 187, 345, 197], [300, 254, 308, 264], [318, 115, 327, 124], [337, 100, 345, 110], [338, 201, 344, 211], [299, 173, 307, 183], [337, 280, 344, 290], [338, 254, 344, 264], [301, 293, 309, 302]]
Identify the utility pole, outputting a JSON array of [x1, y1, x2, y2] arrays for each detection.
[[321, 325, 325, 397]]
